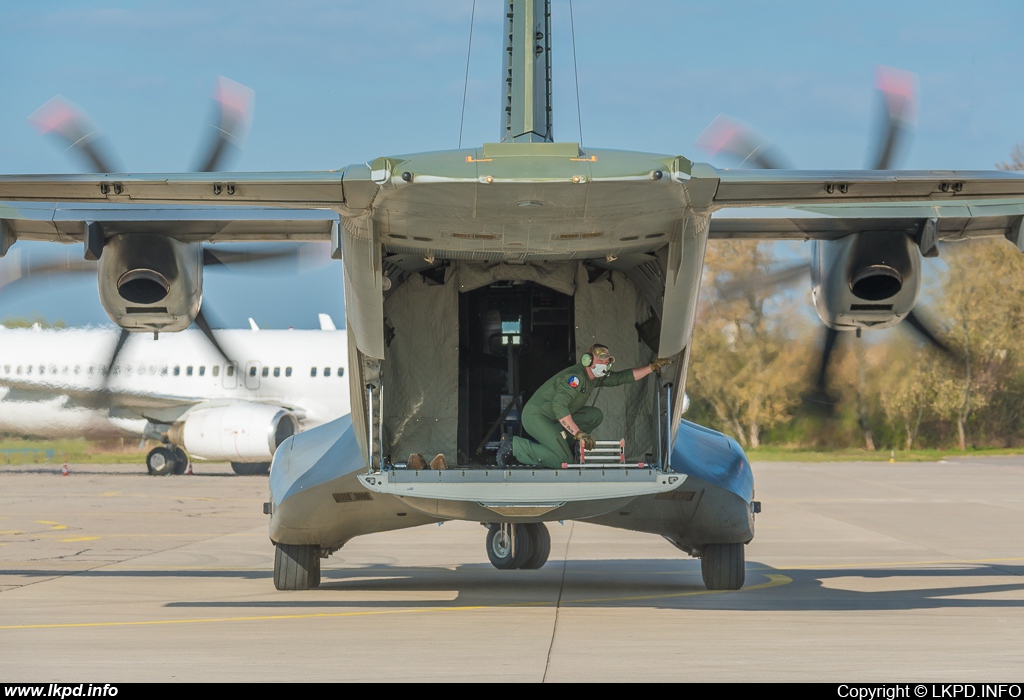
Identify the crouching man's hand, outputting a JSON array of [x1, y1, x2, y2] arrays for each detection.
[[573, 431, 596, 450]]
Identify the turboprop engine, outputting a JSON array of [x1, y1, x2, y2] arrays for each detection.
[[810, 232, 922, 331], [168, 403, 298, 462], [97, 234, 204, 332]]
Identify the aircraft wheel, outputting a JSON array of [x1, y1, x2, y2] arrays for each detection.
[[146, 446, 176, 476], [486, 523, 531, 570], [231, 461, 270, 476], [273, 543, 321, 590], [171, 447, 189, 475], [700, 543, 745, 590], [520, 523, 551, 569]]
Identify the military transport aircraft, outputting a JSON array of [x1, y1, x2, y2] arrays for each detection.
[[2, 0, 1024, 592]]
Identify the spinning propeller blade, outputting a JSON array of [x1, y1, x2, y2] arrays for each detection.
[[872, 66, 917, 171], [193, 77, 254, 173], [28, 96, 120, 173], [695, 115, 787, 169]]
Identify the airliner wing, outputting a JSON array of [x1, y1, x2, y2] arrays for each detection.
[[0, 379, 309, 427], [0, 378, 198, 411]]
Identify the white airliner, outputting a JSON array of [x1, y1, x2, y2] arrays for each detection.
[[0, 314, 348, 475]]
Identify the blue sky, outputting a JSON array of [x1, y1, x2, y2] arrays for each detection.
[[1, 0, 1022, 328]]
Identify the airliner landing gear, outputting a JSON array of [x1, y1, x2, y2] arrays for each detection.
[[485, 523, 551, 570], [171, 447, 189, 475], [700, 543, 745, 590], [146, 446, 177, 476], [231, 462, 271, 476], [273, 543, 321, 590]]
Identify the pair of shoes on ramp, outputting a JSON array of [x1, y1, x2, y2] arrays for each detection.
[[495, 434, 520, 469], [408, 453, 447, 470]]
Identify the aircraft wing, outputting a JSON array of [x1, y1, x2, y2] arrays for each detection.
[[704, 167, 1024, 245], [0, 199, 340, 244], [0, 379, 308, 424], [1, 165, 1023, 246], [0, 378, 197, 412]]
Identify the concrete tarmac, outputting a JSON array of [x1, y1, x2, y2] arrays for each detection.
[[1, 457, 1023, 682]]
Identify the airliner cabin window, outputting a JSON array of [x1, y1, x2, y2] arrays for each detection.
[[285, 367, 292, 377], [212, 366, 220, 377], [324, 367, 331, 377], [262, 367, 269, 377], [49, 365, 57, 374], [199, 366, 206, 377], [337, 367, 344, 377], [17, 366, 23, 375], [186, 366, 193, 377], [226, 365, 235, 377], [310, 367, 317, 377], [273, 367, 280, 377], [173, 366, 180, 376], [74, 366, 80, 375], [249, 367, 257, 377], [161, 366, 168, 376]]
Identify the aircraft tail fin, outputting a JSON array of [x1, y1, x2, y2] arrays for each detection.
[[318, 313, 336, 331], [248, 317, 259, 332]]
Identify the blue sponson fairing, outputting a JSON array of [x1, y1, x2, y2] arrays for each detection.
[[268, 414, 435, 548], [671, 418, 753, 503]]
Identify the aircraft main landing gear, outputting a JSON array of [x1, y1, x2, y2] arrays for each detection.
[[485, 523, 551, 570], [146, 445, 190, 476], [171, 447, 189, 475], [273, 543, 321, 590], [700, 543, 745, 590], [231, 462, 271, 476]]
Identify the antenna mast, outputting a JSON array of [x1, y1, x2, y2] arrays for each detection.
[[501, 0, 553, 143]]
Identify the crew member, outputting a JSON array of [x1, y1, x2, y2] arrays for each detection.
[[496, 344, 672, 469]]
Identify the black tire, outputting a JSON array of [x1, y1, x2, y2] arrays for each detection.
[[700, 543, 745, 590], [146, 446, 176, 476], [520, 523, 551, 569], [171, 447, 189, 475], [486, 523, 531, 570], [273, 543, 321, 590], [231, 461, 271, 476]]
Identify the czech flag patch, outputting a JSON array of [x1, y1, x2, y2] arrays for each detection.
[[568, 375, 580, 388]]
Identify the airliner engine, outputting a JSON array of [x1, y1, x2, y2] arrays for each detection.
[[810, 233, 922, 331], [97, 234, 204, 332], [168, 403, 298, 462]]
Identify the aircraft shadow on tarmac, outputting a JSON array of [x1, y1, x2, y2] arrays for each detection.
[[78, 558, 1022, 613]]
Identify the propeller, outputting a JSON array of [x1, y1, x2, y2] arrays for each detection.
[[698, 67, 957, 411], [20, 77, 299, 393]]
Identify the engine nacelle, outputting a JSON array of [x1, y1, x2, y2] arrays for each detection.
[[97, 234, 203, 332], [168, 403, 299, 462], [810, 232, 922, 331]]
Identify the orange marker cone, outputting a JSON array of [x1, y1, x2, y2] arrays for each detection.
[[60, 463, 69, 476], [185, 462, 193, 475]]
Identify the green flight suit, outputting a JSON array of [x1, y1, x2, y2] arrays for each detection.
[[511, 362, 635, 468]]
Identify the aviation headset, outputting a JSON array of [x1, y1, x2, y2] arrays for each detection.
[[581, 344, 614, 367]]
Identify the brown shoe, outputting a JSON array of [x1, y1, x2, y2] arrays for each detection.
[[429, 454, 448, 471], [408, 453, 427, 470]]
